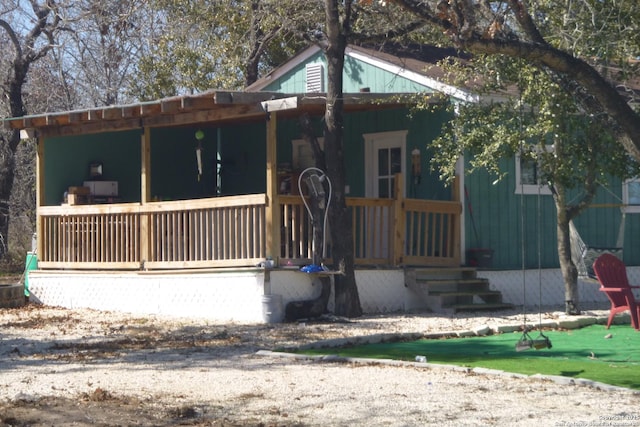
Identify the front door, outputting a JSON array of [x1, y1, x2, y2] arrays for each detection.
[[364, 130, 407, 198], [362, 130, 407, 260]]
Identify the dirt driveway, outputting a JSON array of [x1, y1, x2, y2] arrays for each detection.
[[1, 304, 638, 426]]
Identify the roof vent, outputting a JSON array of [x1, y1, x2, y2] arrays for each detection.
[[305, 63, 324, 93]]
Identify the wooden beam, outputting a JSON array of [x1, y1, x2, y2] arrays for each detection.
[[214, 91, 285, 105], [182, 96, 216, 110], [68, 112, 83, 123], [214, 92, 233, 104], [161, 99, 182, 113], [102, 107, 123, 120], [261, 96, 298, 113], [121, 105, 139, 118], [140, 127, 151, 268], [393, 173, 405, 266], [141, 127, 151, 205], [36, 135, 45, 262], [140, 102, 161, 116], [87, 109, 103, 121], [265, 113, 279, 264]]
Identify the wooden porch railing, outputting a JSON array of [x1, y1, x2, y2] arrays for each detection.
[[402, 198, 461, 267], [37, 195, 267, 269], [39, 203, 142, 269], [278, 194, 460, 267], [37, 192, 460, 270]]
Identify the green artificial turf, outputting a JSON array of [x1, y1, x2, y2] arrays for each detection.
[[298, 324, 640, 390]]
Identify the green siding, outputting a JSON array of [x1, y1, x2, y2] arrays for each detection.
[[465, 163, 558, 270], [274, 107, 452, 199], [150, 127, 220, 200], [260, 46, 640, 269], [151, 124, 270, 199], [465, 158, 640, 269], [262, 51, 433, 94], [218, 124, 267, 195], [44, 130, 141, 205], [263, 51, 325, 93]]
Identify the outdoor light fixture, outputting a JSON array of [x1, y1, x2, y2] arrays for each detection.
[[411, 147, 421, 185]]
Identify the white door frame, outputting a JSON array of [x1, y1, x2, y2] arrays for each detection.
[[363, 130, 408, 198]]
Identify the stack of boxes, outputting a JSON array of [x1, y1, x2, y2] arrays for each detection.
[[66, 186, 91, 205]]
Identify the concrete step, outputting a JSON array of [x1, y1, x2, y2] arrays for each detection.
[[414, 278, 490, 294], [449, 303, 515, 312], [429, 290, 502, 298], [413, 267, 477, 281], [405, 267, 512, 313]]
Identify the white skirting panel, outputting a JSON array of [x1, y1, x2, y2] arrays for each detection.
[[27, 267, 633, 321], [478, 267, 640, 309], [27, 268, 409, 322], [28, 270, 268, 322]]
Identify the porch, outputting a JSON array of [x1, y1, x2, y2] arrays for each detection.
[[6, 90, 467, 320], [36, 176, 461, 270]]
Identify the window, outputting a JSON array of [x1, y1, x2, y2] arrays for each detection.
[[623, 178, 640, 213], [515, 146, 553, 195]]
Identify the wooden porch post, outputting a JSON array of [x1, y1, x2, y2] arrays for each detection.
[[139, 127, 151, 268], [393, 173, 405, 266], [451, 175, 461, 265], [35, 136, 45, 259], [265, 112, 280, 264]]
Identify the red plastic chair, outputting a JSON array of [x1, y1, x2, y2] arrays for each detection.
[[593, 253, 640, 330]]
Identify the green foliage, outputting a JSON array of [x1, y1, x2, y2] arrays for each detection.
[[129, 0, 306, 99], [430, 56, 640, 197]]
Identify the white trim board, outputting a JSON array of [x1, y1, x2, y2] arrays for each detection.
[[345, 47, 479, 103]]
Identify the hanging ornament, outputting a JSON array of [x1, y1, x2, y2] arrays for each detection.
[[195, 130, 205, 181]]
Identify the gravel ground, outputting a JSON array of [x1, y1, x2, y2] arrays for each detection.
[[0, 303, 639, 426]]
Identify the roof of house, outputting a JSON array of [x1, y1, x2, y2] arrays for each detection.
[[249, 42, 639, 108], [3, 90, 440, 139]]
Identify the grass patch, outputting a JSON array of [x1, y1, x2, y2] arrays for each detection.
[[298, 324, 640, 390]]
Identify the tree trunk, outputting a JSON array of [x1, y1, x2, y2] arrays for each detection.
[[0, 138, 18, 253], [553, 186, 581, 315], [0, 70, 27, 252], [322, 0, 362, 317], [556, 205, 580, 315], [1, 2, 59, 254]]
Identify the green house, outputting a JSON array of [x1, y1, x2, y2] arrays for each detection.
[[247, 42, 638, 309], [3, 42, 623, 319]]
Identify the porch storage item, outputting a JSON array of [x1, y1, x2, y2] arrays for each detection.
[[83, 180, 118, 197], [466, 248, 494, 269], [592, 253, 640, 330], [24, 251, 38, 297], [262, 294, 284, 323], [66, 186, 91, 205]]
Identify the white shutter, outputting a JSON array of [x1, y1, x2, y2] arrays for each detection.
[[305, 64, 324, 93]]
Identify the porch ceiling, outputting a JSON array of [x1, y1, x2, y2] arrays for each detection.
[[3, 90, 441, 138]]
